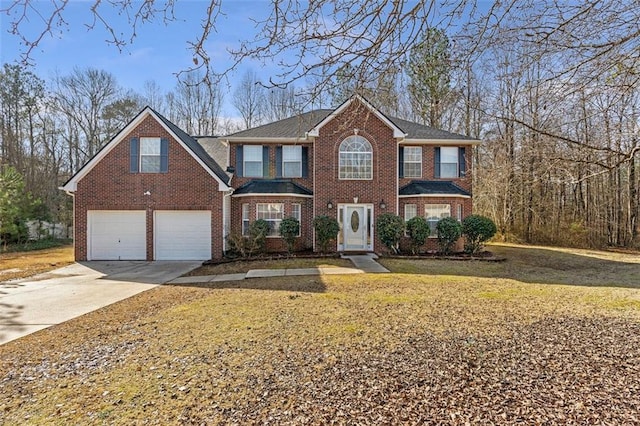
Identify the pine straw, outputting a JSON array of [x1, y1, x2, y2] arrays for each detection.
[[1, 245, 639, 424]]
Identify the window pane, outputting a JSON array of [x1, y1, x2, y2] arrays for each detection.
[[283, 161, 301, 177], [141, 156, 160, 172], [244, 145, 262, 160], [244, 161, 262, 177], [440, 163, 458, 178], [339, 136, 372, 179], [404, 204, 417, 221], [242, 204, 250, 236], [257, 203, 283, 237], [283, 146, 301, 161], [425, 204, 451, 236], [440, 147, 458, 163], [141, 138, 161, 155]]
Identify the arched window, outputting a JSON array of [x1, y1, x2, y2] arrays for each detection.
[[338, 135, 372, 179]]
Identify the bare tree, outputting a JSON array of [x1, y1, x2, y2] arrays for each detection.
[[232, 70, 265, 129]]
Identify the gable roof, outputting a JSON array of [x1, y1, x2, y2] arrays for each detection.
[[399, 180, 471, 198], [232, 179, 313, 197], [307, 95, 406, 138], [224, 95, 479, 144], [61, 107, 231, 192]]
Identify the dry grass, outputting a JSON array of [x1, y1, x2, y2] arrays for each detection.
[[0, 245, 74, 282], [186, 256, 353, 275], [1, 244, 639, 424]]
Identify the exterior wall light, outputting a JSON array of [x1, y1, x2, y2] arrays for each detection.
[[327, 201, 334, 209], [379, 200, 387, 209]]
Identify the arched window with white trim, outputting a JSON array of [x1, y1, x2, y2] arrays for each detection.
[[338, 135, 372, 180]]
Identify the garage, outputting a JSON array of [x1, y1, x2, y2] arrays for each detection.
[[154, 210, 212, 260], [87, 210, 147, 260]]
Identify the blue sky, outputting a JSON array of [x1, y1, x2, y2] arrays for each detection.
[[0, 1, 275, 116]]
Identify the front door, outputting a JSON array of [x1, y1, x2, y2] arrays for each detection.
[[339, 204, 372, 251]]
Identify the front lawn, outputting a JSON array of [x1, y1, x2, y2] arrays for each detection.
[[0, 244, 74, 282], [1, 244, 639, 424]]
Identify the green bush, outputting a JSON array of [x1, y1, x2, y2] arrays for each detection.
[[406, 216, 430, 254], [279, 216, 300, 254], [313, 215, 340, 253], [376, 213, 404, 254], [436, 217, 462, 254], [225, 219, 271, 258], [462, 214, 497, 254]]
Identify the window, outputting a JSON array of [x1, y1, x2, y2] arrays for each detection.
[[257, 203, 284, 237], [457, 204, 463, 221], [440, 147, 459, 178], [404, 204, 417, 236], [140, 137, 162, 173], [244, 145, 263, 177], [404, 204, 417, 222], [242, 204, 250, 236], [425, 204, 451, 237], [403, 147, 422, 178], [291, 203, 301, 236], [339, 135, 372, 180], [283, 146, 302, 177]]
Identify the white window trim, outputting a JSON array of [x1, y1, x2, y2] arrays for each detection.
[[256, 203, 284, 238], [338, 136, 373, 180], [440, 147, 459, 179], [425, 204, 451, 238], [243, 145, 263, 178], [140, 137, 161, 173], [403, 146, 422, 178], [282, 146, 302, 178]]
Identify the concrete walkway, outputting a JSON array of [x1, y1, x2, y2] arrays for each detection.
[[168, 253, 389, 285], [0, 261, 201, 345]]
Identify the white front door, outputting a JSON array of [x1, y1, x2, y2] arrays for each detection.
[[339, 204, 372, 251]]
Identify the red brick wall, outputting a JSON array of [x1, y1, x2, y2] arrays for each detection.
[[399, 197, 472, 252], [314, 101, 398, 253], [398, 144, 474, 192], [229, 196, 313, 253], [74, 115, 225, 260], [230, 142, 314, 191]]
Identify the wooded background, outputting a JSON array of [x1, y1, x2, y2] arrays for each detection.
[[1, 0, 638, 249]]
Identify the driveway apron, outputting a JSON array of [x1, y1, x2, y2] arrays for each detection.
[[0, 261, 200, 345]]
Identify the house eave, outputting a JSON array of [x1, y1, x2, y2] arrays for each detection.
[[399, 194, 472, 199], [222, 136, 311, 143], [231, 193, 314, 198], [400, 138, 481, 146]]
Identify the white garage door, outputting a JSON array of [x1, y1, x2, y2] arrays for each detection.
[[88, 211, 146, 260], [154, 211, 212, 260]]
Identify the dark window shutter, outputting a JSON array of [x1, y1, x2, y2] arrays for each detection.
[[458, 147, 466, 177], [434, 147, 441, 178], [263, 146, 270, 177], [302, 146, 308, 178], [130, 137, 139, 172], [235, 145, 243, 177], [160, 138, 169, 173], [276, 146, 283, 178], [399, 146, 404, 178]]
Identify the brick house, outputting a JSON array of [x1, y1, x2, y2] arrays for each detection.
[[62, 95, 479, 260]]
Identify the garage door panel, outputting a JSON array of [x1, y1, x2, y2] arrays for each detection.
[[88, 211, 146, 260], [154, 211, 211, 260]]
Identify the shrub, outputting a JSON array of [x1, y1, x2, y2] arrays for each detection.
[[313, 215, 340, 253], [405, 216, 430, 254], [436, 217, 462, 254], [279, 216, 300, 254], [376, 213, 404, 254], [462, 214, 497, 254], [225, 219, 270, 258]]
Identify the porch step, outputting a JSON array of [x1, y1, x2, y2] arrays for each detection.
[[340, 253, 390, 273]]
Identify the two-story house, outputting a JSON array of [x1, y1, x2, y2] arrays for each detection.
[[62, 95, 479, 260]]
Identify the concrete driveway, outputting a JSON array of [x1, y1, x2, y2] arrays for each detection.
[[0, 261, 201, 345]]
